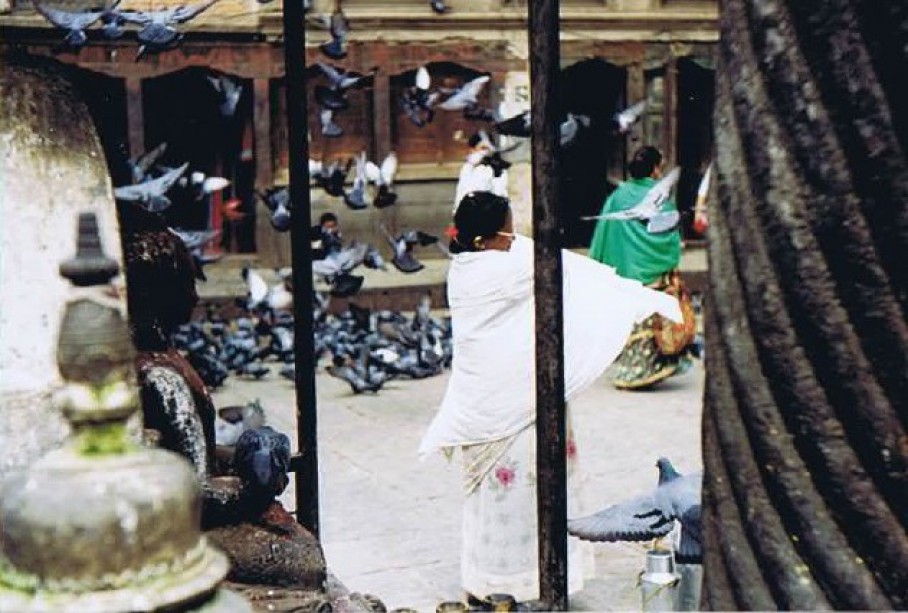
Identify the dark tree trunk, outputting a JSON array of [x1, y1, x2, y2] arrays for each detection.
[[702, 1, 908, 609]]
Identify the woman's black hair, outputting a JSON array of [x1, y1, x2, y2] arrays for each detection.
[[319, 211, 338, 225], [450, 191, 511, 253], [628, 146, 663, 179]]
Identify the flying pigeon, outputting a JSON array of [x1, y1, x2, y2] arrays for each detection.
[[318, 8, 349, 60], [614, 100, 647, 134], [581, 167, 681, 233], [99, 2, 142, 39], [494, 110, 532, 138], [316, 62, 377, 93], [114, 162, 189, 212], [438, 74, 490, 112], [560, 112, 591, 147], [259, 186, 292, 232], [343, 151, 369, 210], [126, 141, 168, 184], [32, 1, 105, 48], [364, 152, 398, 208], [568, 457, 702, 564], [208, 73, 243, 117], [242, 266, 270, 310], [170, 228, 219, 280], [121, 0, 220, 59], [319, 108, 343, 137]]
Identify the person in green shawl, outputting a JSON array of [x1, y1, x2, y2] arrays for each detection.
[[589, 145, 694, 389]]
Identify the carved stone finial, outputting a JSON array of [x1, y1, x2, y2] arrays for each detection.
[[59, 212, 120, 287]]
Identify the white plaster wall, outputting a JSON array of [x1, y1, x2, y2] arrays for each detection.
[[0, 56, 124, 480]]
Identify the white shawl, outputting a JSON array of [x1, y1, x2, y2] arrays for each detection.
[[418, 235, 682, 456]]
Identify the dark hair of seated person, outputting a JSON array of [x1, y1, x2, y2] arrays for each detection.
[[117, 201, 199, 351], [450, 191, 511, 254], [628, 145, 663, 179]]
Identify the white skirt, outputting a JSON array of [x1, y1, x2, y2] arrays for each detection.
[[460, 414, 594, 602]]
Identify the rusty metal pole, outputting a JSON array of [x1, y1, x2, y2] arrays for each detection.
[[528, 0, 567, 609], [282, 0, 319, 536]]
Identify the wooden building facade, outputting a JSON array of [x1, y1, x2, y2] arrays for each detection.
[[0, 0, 718, 263]]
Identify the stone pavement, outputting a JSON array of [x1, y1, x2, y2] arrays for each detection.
[[211, 355, 704, 612]]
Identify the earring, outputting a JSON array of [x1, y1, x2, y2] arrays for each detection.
[[473, 236, 484, 250]]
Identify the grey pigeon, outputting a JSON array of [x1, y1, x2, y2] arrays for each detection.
[[568, 457, 702, 564], [581, 167, 681, 232], [121, 0, 220, 59], [114, 162, 189, 212], [32, 1, 105, 48]]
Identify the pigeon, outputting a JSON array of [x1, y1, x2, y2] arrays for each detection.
[[429, 0, 448, 14], [126, 142, 168, 184], [121, 0, 220, 59], [215, 400, 266, 446], [315, 159, 350, 196], [581, 167, 681, 231], [614, 100, 647, 134], [316, 62, 377, 94], [318, 8, 349, 60], [693, 162, 712, 234], [259, 186, 292, 231], [326, 361, 384, 394], [234, 425, 292, 499], [568, 457, 702, 564], [169, 228, 219, 280], [32, 1, 105, 48], [314, 84, 349, 111], [114, 162, 189, 212], [319, 108, 344, 137], [365, 152, 398, 208], [330, 272, 364, 297], [494, 110, 532, 138], [208, 73, 243, 117], [343, 151, 369, 210], [438, 74, 491, 112], [99, 2, 142, 40], [390, 236, 424, 274], [560, 112, 591, 147], [179, 170, 230, 201], [242, 267, 269, 310]]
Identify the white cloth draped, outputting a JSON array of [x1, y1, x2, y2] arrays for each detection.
[[418, 235, 682, 456]]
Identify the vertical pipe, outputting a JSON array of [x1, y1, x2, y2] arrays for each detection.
[[282, 0, 319, 536], [528, 0, 567, 609]]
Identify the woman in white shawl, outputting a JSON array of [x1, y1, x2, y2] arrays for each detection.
[[420, 192, 682, 603]]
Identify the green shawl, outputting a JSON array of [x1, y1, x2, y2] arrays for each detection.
[[587, 177, 681, 285]]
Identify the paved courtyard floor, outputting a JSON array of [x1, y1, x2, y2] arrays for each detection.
[[212, 354, 704, 612]]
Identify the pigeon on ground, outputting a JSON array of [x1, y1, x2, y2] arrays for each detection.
[[568, 457, 702, 564], [429, 0, 448, 14], [114, 162, 189, 212], [613, 100, 647, 134], [32, 1, 105, 48]]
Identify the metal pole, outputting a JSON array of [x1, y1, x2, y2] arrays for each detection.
[[528, 0, 567, 609], [282, 0, 319, 536]]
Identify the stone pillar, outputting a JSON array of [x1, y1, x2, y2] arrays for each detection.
[[502, 70, 533, 236], [0, 54, 124, 482]]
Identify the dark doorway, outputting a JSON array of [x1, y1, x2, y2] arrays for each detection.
[[675, 56, 715, 239], [66, 66, 129, 187], [558, 58, 627, 248], [143, 67, 255, 252]]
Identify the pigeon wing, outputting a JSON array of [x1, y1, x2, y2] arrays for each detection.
[[171, 0, 218, 23], [568, 492, 675, 543], [33, 2, 103, 29], [364, 160, 382, 185], [246, 268, 269, 306], [380, 152, 398, 187], [415, 65, 431, 90], [114, 163, 187, 200]]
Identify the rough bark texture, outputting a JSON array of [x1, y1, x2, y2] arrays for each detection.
[[702, 1, 908, 609]]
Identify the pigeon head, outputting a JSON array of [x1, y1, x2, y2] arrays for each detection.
[[656, 457, 682, 484]]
